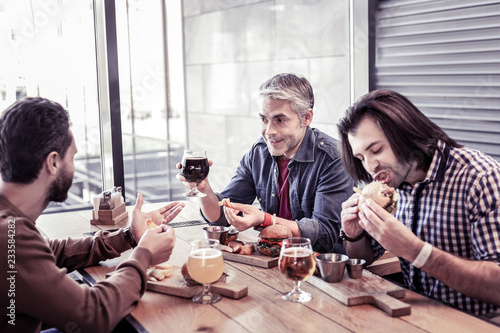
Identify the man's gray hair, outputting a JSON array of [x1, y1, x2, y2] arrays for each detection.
[[258, 73, 314, 122]]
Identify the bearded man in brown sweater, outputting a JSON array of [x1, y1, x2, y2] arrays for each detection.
[[0, 97, 184, 333]]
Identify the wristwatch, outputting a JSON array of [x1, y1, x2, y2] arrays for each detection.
[[339, 228, 366, 242], [123, 227, 138, 248]]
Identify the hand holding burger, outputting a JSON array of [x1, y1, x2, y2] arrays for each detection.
[[354, 181, 399, 214]]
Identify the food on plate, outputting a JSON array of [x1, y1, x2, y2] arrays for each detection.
[[257, 224, 293, 257], [224, 232, 239, 245], [155, 262, 173, 270], [218, 198, 233, 208], [220, 245, 234, 253], [228, 241, 244, 254], [181, 262, 199, 285], [239, 243, 254, 255], [181, 262, 227, 285], [220, 241, 254, 255], [218, 228, 254, 256], [147, 262, 173, 282], [354, 181, 399, 214]]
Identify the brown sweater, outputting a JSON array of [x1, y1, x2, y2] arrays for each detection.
[[0, 196, 151, 333]]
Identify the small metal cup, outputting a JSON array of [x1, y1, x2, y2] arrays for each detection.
[[203, 226, 229, 244], [227, 228, 239, 240], [346, 258, 366, 279], [316, 253, 349, 283]]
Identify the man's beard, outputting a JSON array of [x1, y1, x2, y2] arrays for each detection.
[[47, 167, 74, 203]]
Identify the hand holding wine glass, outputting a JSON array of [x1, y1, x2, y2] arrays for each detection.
[[278, 237, 316, 303], [187, 239, 224, 304], [179, 149, 210, 197]]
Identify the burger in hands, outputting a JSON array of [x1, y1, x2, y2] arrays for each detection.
[[257, 224, 293, 257], [354, 181, 399, 214]]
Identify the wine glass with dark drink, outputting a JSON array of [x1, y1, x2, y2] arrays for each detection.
[[180, 149, 209, 197], [278, 237, 316, 303]]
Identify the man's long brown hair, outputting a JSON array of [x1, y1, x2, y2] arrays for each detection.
[[337, 89, 462, 183]]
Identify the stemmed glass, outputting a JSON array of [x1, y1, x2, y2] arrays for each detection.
[[187, 239, 224, 304], [278, 237, 316, 303], [180, 149, 209, 197]]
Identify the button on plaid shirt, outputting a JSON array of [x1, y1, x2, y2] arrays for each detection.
[[371, 140, 500, 316]]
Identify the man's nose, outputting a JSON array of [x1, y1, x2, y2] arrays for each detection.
[[364, 157, 379, 175], [265, 122, 277, 136]]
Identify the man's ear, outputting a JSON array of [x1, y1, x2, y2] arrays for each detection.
[[45, 152, 59, 175], [303, 109, 313, 127]]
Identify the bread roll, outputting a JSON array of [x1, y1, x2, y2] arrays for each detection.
[[239, 244, 254, 255], [228, 241, 243, 254]]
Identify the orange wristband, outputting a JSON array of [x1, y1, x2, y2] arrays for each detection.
[[260, 212, 273, 228]]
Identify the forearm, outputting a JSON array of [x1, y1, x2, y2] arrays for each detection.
[[275, 216, 301, 236], [343, 236, 376, 265], [421, 246, 500, 306], [18, 234, 149, 333], [199, 185, 223, 222], [50, 230, 130, 270]]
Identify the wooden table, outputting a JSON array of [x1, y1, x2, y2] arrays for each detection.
[[37, 200, 500, 333]]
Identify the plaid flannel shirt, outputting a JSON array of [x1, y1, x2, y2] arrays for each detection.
[[371, 140, 500, 316]]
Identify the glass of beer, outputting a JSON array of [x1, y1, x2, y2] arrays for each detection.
[[278, 237, 316, 303], [179, 149, 209, 197], [187, 239, 224, 304]]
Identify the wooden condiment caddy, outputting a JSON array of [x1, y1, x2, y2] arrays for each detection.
[[90, 202, 128, 225]]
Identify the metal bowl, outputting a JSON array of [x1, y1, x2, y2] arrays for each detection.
[[346, 258, 366, 279], [203, 226, 230, 244], [316, 253, 349, 283]]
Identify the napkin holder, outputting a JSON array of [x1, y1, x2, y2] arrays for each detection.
[[90, 202, 128, 225]]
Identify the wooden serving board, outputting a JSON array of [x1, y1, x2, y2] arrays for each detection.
[[146, 267, 248, 300], [222, 251, 279, 268], [307, 270, 411, 317]]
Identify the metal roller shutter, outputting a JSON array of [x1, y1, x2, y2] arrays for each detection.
[[374, 0, 500, 162]]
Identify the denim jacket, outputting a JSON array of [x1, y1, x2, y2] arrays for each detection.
[[206, 126, 354, 253]]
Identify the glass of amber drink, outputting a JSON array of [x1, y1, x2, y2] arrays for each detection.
[[187, 239, 224, 304], [278, 237, 316, 303]]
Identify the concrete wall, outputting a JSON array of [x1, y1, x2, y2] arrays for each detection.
[[182, 0, 354, 190]]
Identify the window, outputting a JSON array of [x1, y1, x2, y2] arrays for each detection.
[[0, 0, 102, 212], [115, 0, 187, 202]]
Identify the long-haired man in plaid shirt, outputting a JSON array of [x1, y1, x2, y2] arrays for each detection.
[[337, 89, 500, 317]]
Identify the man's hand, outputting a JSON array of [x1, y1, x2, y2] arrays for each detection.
[[223, 202, 265, 231], [175, 160, 213, 194], [176, 160, 225, 223], [340, 192, 365, 239], [358, 198, 421, 262], [129, 193, 184, 242], [137, 224, 176, 265]]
